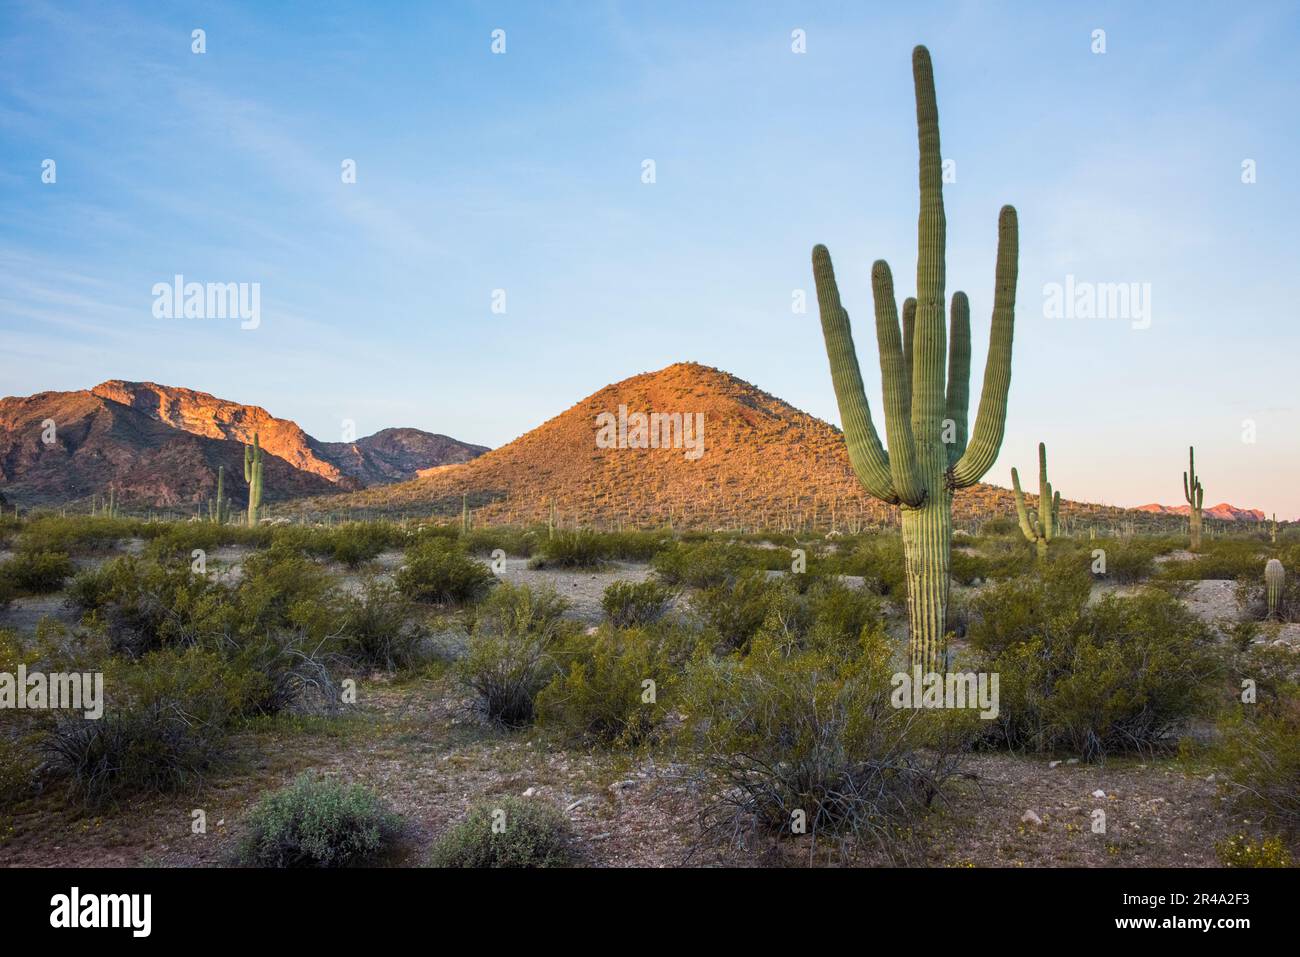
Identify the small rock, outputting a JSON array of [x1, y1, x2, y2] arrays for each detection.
[[609, 780, 639, 794], [1092, 789, 1107, 799], [1204, 773, 1216, 783], [1021, 809, 1044, 826], [564, 798, 591, 813], [521, 787, 538, 798], [1049, 760, 1061, 769]]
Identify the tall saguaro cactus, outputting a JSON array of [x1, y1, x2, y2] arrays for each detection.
[[1183, 446, 1204, 552], [244, 434, 264, 526], [208, 464, 227, 524], [1012, 442, 1060, 560], [813, 45, 1019, 672]]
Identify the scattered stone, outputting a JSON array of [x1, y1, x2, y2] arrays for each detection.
[[565, 798, 591, 813], [1092, 789, 1107, 799], [609, 780, 639, 794], [522, 787, 538, 798], [1049, 760, 1061, 769], [1021, 810, 1044, 826]]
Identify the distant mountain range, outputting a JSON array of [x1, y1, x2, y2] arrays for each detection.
[[1134, 502, 1266, 523], [0, 368, 1267, 528], [0, 381, 487, 508]]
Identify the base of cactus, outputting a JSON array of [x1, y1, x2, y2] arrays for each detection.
[[902, 499, 952, 673]]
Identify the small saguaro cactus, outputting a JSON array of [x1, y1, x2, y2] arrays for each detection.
[[1012, 442, 1060, 560], [1270, 513, 1278, 545], [461, 493, 470, 532], [207, 464, 227, 524], [244, 434, 264, 526], [1183, 446, 1204, 552], [1265, 558, 1285, 620], [812, 45, 1019, 672]]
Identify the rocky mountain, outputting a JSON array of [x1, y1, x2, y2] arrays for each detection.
[[317, 428, 489, 486], [0, 382, 487, 510], [1134, 502, 1266, 523], [314, 362, 1149, 531], [0, 389, 337, 508]]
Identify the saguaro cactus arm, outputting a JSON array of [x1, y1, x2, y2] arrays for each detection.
[[871, 261, 924, 505], [950, 205, 1019, 488], [1011, 467, 1038, 541], [944, 292, 970, 465], [813, 247, 898, 504]]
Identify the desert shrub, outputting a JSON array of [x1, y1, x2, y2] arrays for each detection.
[[968, 565, 1219, 759], [395, 538, 495, 605], [66, 555, 227, 658], [0, 549, 75, 594], [0, 573, 13, 610], [143, 521, 267, 560], [1158, 540, 1267, 581], [527, 530, 608, 569], [601, 579, 676, 627], [337, 578, 427, 671], [233, 544, 340, 639], [595, 530, 671, 562], [428, 796, 574, 868], [459, 583, 574, 725], [218, 628, 341, 716], [235, 772, 404, 867], [537, 624, 696, 746], [462, 526, 538, 558], [651, 541, 753, 589], [317, 522, 401, 568], [1215, 834, 1293, 868], [692, 569, 779, 651], [1092, 538, 1160, 583], [18, 515, 140, 554], [1213, 646, 1300, 834], [42, 646, 250, 806], [680, 633, 977, 859], [834, 536, 908, 597]]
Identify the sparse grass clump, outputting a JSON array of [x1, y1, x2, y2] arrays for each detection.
[[235, 772, 404, 867], [428, 796, 574, 868], [395, 538, 494, 605], [601, 579, 676, 627], [1158, 539, 1268, 581]]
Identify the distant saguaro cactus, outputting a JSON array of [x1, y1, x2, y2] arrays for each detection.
[[208, 464, 227, 524], [813, 46, 1019, 672], [1269, 513, 1277, 545], [1012, 442, 1059, 560], [1183, 446, 1204, 551], [1265, 558, 1285, 619], [244, 434, 264, 526]]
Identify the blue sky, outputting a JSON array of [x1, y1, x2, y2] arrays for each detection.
[[2, 1, 1298, 515]]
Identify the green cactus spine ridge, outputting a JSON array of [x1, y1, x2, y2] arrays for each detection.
[[812, 45, 1019, 672], [1012, 442, 1060, 560], [1183, 446, 1204, 552], [244, 434, 264, 526], [1265, 558, 1285, 619]]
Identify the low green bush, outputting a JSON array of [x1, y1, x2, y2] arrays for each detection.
[[235, 772, 404, 867], [527, 530, 608, 569], [537, 624, 696, 746], [0, 549, 75, 594], [428, 796, 574, 868], [968, 564, 1219, 759], [601, 579, 676, 627], [395, 538, 495, 605], [651, 541, 754, 589]]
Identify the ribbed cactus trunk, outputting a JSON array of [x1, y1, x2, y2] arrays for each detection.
[[1265, 558, 1284, 619], [812, 46, 1018, 672]]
